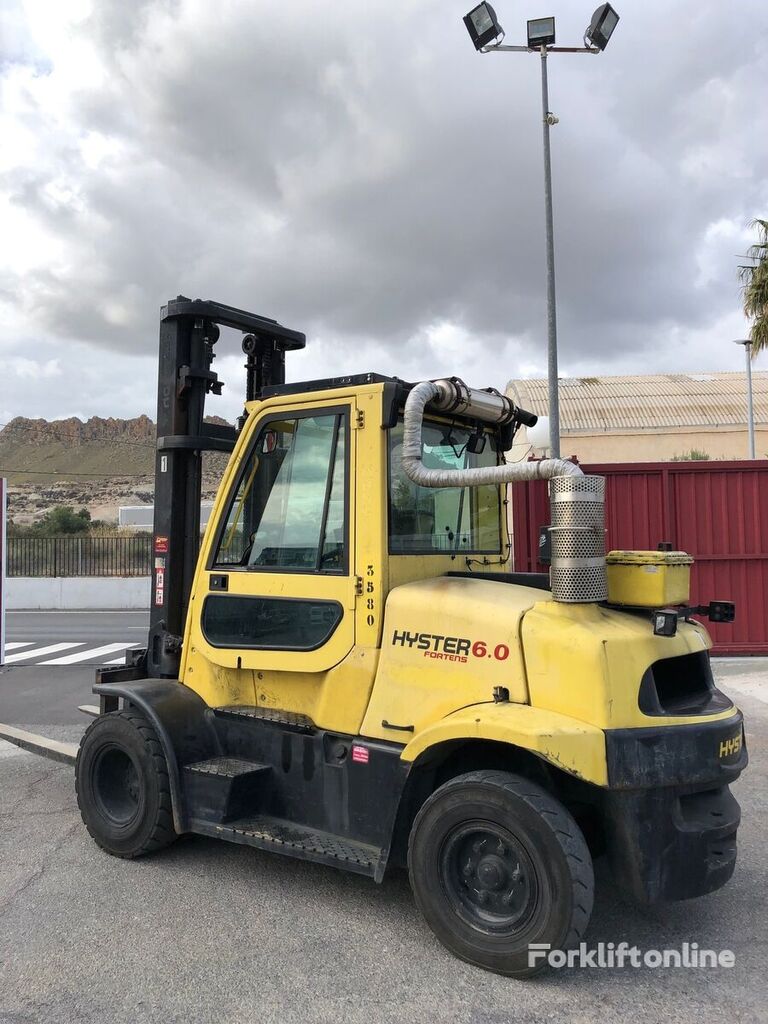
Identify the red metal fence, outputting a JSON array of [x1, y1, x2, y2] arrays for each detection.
[[511, 460, 768, 655]]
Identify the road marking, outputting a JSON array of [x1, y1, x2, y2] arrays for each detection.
[[40, 643, 139, 666], [4, 643, 84, 664], [103, 650, 140, 665], [4, 642, 34, 651]]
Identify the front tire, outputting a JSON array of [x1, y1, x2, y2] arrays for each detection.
[[75, 709, 176, 858], [408, 770, 593, 977]]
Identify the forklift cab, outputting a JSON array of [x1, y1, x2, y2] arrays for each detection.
[[180, 381, 507, 731]]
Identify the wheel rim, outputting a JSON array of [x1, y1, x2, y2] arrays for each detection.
[[91, 746, 141, 826], [439, 821, 538, 934]]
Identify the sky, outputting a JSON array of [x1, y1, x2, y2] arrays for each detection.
[[1, 0, 767, 425]]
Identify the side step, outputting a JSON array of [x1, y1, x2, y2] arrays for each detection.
[[192, 814, 380, 878], [0, 723, 78, 765], [185, 756, 268, 778], [214, 706, 316, 734], [182, 756, 270, 824]]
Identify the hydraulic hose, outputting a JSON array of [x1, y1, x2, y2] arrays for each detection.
[[401, 380, 583, 487]]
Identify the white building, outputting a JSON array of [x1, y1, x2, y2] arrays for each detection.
[[118, 502, 215, 531], [507, 370, 767, 463]]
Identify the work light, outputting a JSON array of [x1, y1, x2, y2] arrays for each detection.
[[527, 17, 556, 48], [585, 3, 619, 50], [653, 610, 678, 638], [463, 3, 504, 50]]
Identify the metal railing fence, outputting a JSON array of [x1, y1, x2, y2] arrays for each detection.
[[7, 535, 153, 577]]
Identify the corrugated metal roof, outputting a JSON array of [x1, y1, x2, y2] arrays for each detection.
[[506, 371, 768, 433]]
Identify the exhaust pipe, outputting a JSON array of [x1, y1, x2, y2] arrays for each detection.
[[401, 381, 583, 488], [401, 380, 607, 603], [549, 475, 607, 602]]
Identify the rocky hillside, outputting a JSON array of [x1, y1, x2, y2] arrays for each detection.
[[0, 415, 229, 525]]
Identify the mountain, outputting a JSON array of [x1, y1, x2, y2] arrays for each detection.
[[0, 415, 229, 525], [0, 415, 156, 481]]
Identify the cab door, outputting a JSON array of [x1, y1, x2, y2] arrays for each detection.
[[193, 401, 355, 678]]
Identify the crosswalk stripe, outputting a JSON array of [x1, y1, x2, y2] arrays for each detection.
[[4, 642, 34, 651], [104, 651, 138, 665], [40, 643, 138, 666], [4, 642, 84, 664]]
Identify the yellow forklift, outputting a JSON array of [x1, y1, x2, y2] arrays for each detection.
[[1, 298, 746, 977]]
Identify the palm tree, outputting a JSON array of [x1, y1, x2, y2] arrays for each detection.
[[739, 218, 768, 356]]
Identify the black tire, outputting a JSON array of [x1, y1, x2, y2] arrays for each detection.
[[408, 770, 593, 977], [75, 709, 176, 858]]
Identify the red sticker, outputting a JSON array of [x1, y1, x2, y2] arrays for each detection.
[[155, 535, 169, 553], [351, 745, 369, 764]]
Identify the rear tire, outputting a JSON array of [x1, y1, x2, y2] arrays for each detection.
[[75, 709, 176, 858], [408, 770, 593, 977]]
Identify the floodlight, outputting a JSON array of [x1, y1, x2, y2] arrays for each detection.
[[462, 1, 620, 459], [585, 3, 619, 50], [527, 17, 556, 48], [463, 3, 504, 51]]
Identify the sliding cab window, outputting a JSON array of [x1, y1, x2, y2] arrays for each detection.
[[388, 420, 501, 555], [212, 410, 347, 573]]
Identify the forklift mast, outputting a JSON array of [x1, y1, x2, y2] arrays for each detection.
[[146, 297, 305, 678]]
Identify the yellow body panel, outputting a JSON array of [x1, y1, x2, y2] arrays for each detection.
[[361, 578, 534, 743], [183, 644, 380, 735], [401, 702, 608, 786], [521, 600, 734, 730]]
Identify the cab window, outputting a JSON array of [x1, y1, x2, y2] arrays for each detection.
[[388, 420, 501, 554], [213, 411, 347, 572]]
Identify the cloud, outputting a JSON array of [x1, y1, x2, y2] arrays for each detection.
[[1, 0, 767, 423], [3, 356, 61, 380]]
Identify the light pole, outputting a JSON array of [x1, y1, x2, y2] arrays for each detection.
[[539, 43, 559, 457], [463, 4, 620, 458], [733, 339, 756, 459]]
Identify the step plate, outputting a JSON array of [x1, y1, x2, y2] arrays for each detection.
[[214, 706, 316, 733], [185, 757, 268, 778], [193, 814, 379, 876]]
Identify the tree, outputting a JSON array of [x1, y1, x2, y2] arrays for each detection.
[[34, 506, 91, 536], [740, 218, 768, 355]]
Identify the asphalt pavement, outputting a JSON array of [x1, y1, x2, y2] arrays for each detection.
[[5, 610, 150, 645], [0, 611, 149, 725], [0, 614, 766, 1023]]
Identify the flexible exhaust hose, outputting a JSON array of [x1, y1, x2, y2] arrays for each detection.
[[401, 381, 583, 486]]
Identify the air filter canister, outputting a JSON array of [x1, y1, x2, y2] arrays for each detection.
[[549, 474, 607, 603]]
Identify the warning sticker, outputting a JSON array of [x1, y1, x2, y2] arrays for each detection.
[[351, 745, 369, 764], [154, 563, 165, 607], [155, 535, 169, 554]]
